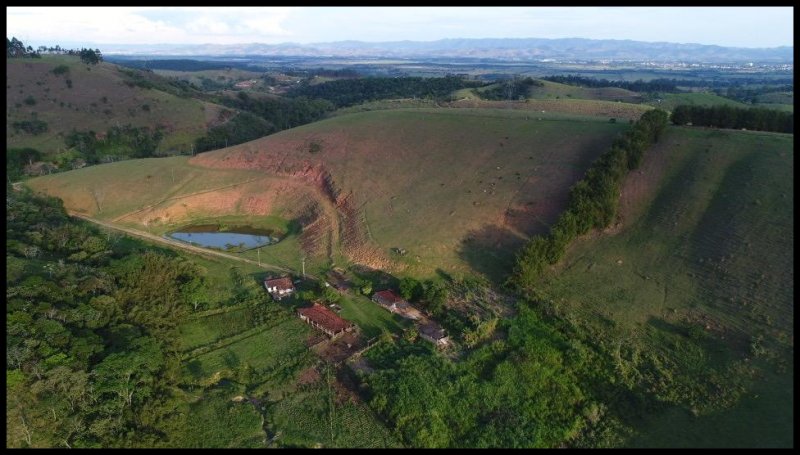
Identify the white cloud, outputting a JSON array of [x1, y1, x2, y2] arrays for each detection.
[[5, 6, 793, 48], [6, 6, 297, 45]]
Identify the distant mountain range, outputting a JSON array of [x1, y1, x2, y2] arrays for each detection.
[[102, 37, 793, 63]]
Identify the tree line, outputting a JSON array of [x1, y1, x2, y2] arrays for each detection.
[[285, 76, 481, 108], [509, 109, 669, 291], [474, 77, 542, 100], [8, 37, 103, 65], [715, 84, 793, 104], [671, 104, 793, 133], [542, 75, 680, 93]]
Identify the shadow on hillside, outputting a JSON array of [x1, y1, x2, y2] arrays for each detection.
[[457, 224, 527, 284]]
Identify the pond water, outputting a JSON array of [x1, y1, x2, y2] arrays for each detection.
[[168, 228, 277, 251]]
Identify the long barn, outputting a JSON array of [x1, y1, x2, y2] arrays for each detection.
[[297, 302, 355, 338]]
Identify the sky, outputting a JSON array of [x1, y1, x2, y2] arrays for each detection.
[[6, 7, 794, 49]]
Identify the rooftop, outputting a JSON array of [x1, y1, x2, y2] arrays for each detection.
[[265, 277, 294, 291], [298, 303, 354, 334], [373, 289, 403, 304]]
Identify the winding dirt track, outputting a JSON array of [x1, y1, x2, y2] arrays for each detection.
[[69, 212, 316, 279]]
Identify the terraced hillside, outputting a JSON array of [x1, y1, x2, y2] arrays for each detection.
[[27, 108, 631, 279], [7, 55, 227, 155]]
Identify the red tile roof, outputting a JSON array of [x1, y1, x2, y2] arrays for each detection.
[[298, 303, 353, 334], [373, 290, 403, 304], [265, 277, 294, 291]]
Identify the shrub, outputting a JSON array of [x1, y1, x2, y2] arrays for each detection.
[[51, 65, 69, 75]]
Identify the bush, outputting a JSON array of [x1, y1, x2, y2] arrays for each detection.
[[12, 119, 48, 135], [23, 95, 36, 106], [51, 65, 69, 75]]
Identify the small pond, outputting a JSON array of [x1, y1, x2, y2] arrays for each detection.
[[167, 225, 279, 251]]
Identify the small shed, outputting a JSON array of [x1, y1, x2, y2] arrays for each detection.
[[372, 290, 421, 320], [419, 320, 449, 347]]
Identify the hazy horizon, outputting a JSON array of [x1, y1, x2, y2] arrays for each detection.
[[7, 7, 793, 50]]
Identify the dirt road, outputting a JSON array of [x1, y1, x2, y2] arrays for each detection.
[[69, 212, 313, 278]]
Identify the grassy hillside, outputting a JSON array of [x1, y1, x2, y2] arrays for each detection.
[[536, 126, 793, 447], [527, 79, 643, 103], [28, 108, 630, 280], [454, 79, 643, 104], [190, 109, 632, 278], [647, 91, 748, 112], [6, 55, 222, 156], [154, 68, 265, 91]]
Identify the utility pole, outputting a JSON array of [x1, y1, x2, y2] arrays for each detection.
[[257, 248, 261, 266], [301, 257, 306, 278]]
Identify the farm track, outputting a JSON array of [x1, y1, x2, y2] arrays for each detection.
[[69, 211, 313, 278]]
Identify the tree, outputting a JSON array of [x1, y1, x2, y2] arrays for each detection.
[[79, 48, 102, 65], [399, 277, 421, 301]]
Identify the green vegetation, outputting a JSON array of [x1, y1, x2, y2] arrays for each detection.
[[7, 147, 44, 180], [510, 109, 669, 290], [671, 104, 793, 133], [6, 187, 200, 447], [268, 366, 402, 448], [11, 119, 48, 135], [542, 75, 679, 93], [287, 76, 481, 107], [535, 127, 793, 447], [64, 124, 165, 163], [649, 92, 746, 111], [11, 52, 793, 448], [194, 111, 275, 153], [6, 55, 212, 162], [217, 90, 333, 131], [364, 305, 591, 448], [7, 36, 41, 58], [475, 77, 542, 100]]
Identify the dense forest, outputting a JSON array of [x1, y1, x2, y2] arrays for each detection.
[[6, 187, 212, 447], [670, 104, 793, 133], [107, 58, 256, 72], [541, 75, 680, 93], [715, 84, 793, 104], [286, 76, 481, 108], [194, 111, 276, 153]]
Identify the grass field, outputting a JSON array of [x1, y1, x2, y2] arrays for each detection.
[[647, 92, 748, 112], [268, 374, 402, 448], [191, 108, 633, 279], [29, 108, 632, 281], [184, 317, 312, 380], [6, 55, 216, 156], [536, 126, 793, 447], [527, 80, 643, 103], [334, 292, 410, 338]]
